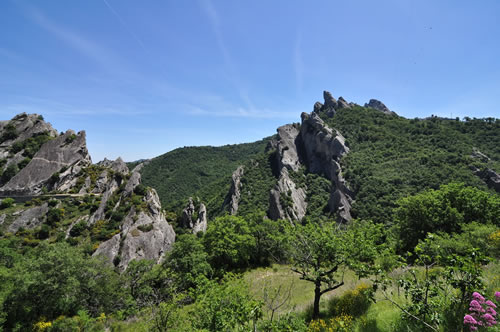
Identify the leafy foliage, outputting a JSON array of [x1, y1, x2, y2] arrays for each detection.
[[321, 106, 500, 223], [393, 182, 500, 253], [139, 139, 271, 215]]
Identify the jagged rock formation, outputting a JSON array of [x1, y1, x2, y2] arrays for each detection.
[[470, 148, 500, 193], [300, 112, 353, 222], [0, 130, 91, 195], [267, 91, 354, 223], [95, 188, 176, 271], [364, 99, 395, 115], [312, 91, 352, 118], [0, 113, 176, 271], [97, 157, 129, 175], [268, 123, 308, 222], [181, 197, 207, 233], [223, 166, 244, 215], [88, 162, 176, 269]]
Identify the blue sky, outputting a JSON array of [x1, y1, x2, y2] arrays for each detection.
[[1, 0, 499, 161]]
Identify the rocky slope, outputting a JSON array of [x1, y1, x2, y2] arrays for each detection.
[[0, 114, 175, 270]]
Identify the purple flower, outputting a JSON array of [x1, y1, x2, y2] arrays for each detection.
[[486, 307, 497, 316], [464, 314, 478, 325], [486, 300, 497, 309], [470, 300, 485, 313], [482, 313, 497, 327], [470, 327, 478, 331], [473, 292, 485, 303], [496, 291, 500, 302]]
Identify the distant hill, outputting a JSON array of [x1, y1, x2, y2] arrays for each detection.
[[138, 139, 272, 216], [138, 91, 500, 226]]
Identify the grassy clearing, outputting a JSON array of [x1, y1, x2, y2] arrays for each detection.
[[244, 264, 365, 319]]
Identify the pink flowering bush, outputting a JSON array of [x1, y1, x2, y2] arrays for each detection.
[[464, 292, 499, 331]]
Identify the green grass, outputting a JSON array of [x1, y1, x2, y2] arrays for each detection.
[[244, 264, 367, 319]]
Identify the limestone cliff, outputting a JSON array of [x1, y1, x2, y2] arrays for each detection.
[[267, 91, 354, 223], [0, 114, 176, 271]]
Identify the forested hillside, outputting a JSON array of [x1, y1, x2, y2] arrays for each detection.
[[319, 106, 500, 222], [139, 139, 271, 215]]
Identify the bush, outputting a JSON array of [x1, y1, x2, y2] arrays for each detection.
[[37, 224, 50, 239], [47, 208, 64, 226], [0, 123, 18, 142], [327, 283, 373, 318], [1, 164, 19, 184], [0, 198, 15, 209], [70, 221, 88, 237]]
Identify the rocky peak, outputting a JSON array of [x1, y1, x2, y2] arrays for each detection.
[[364, 99, 395, 115], [97, 157, 129, 175], [323, 90, 337, 109], [300, 111, 354, 223], [0, 129, 91, 195], [312, 91, 352, 117]]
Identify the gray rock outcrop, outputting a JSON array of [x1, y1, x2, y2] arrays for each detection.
[[364, 99, 395, 115], [0, 130, 91, 195], [269, 168, 307, 222], [8, 203, 49, 233], [267, 94, 354, 223], [98, 157, 129, 175], [470, 148, 500, 193], [181, 197, 208, 233], [300, 112, 353, 222], [268, 124, 308, 222], [223, 166, 244, 215], [114, 189, 175, 270]]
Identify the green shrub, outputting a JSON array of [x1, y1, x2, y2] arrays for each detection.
[[48, 199, 59, 207], [70, 221, 88, 237], [137, 224, 154, 232], [47, 208, 64, 226], [17, 157, 31, 170], [327, 283, 373, 318], [0, 123, 18, 142], [0, 198, 15, 209], [1, 163, 19, 184], [37, 224, 50, 239]]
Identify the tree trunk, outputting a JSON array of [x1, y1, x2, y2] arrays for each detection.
[[313, 280, 321, 319]]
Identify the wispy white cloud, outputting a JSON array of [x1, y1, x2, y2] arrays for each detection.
[[198, 0, 255, 109], [185, 104, 297, 119], [22, 5, 118, 69], [102, 0, 146, 51], [293, 30, 304, 95]]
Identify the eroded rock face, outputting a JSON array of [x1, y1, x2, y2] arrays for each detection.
[[300, 112, 353, 222], [364, 99, 395, 115], [470, 148, 500, 193], [0, 130, 91, 195], [268, 124, 308, 223], [269, 168, 307, 222], [180, 197, 208, 233], [98, 157, 129, 175], [115, 189, 175, 270], [192, 203, 207, 234], [223, 166, 244, 215], [8, 203, 49, 233], [0, 114, 176, 271], [276, 124, 302, 172], [0, 113, 58, 160]]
